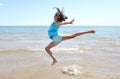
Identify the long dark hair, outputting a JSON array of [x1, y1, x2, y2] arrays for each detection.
[[53, 7, 68, 22]]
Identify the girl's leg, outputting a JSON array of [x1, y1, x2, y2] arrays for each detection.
[[45, 42, 59, 65], [62, 30, 95, 41]]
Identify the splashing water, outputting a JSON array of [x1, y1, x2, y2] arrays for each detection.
[[61, 65, 82, 76]]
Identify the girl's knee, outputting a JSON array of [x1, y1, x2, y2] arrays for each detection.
[[45, 47, 49, 51]]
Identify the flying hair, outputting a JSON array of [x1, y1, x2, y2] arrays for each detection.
[[53, 7, 68, 22]]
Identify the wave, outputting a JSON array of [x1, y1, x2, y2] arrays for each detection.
[[0, 47, 85, 53], [0, 49, 44, 53]]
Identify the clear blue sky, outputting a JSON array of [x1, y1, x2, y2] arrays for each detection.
[[0, 0, 120, 26]]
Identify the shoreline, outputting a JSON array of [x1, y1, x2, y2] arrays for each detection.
[[0, 62, 119, 79], [0, 52, 120, 79]]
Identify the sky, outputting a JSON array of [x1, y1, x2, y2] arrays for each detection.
[[0, 0, 120, 26]]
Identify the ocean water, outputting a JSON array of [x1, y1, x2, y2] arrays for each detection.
[[0, 26, 120, 75], [0, 26, 119, 54]]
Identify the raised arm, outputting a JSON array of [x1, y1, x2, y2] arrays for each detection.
[[55, 19, 75, 26]]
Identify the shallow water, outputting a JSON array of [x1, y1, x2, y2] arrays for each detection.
[[0, 26, 120, 76]]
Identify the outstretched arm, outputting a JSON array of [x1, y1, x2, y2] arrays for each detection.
[[55, 19, 75, 26]]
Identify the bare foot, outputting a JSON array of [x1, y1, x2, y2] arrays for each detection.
[[88, 30, 96, 33], [51, 59, 57, 66]]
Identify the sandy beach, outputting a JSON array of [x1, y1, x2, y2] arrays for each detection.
[[0, 51, 120, 79]]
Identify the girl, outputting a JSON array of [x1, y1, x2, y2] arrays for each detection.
[[45, 7, 95, 65]]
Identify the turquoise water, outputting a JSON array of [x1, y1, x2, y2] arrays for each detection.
[[0, 26, 119, 40], [0, 26, 120, 76], [0, 26, 120, 55]]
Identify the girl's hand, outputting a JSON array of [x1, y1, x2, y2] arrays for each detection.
[[69, 19, 75, 24]]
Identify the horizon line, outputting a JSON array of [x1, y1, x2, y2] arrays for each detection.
[[0, 25, 120, 27]]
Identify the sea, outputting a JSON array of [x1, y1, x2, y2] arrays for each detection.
[[0, 26, 119, 54], [0, 26, 120, 75]]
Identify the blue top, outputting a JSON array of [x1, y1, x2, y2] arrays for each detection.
[[48, 21, 60, 38]]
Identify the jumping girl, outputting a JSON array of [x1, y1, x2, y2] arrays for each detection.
[[45, 7, 95, 65]]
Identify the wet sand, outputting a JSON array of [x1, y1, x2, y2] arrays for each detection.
[[0, 52, 120, 79]]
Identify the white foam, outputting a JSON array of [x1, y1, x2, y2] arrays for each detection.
[[52, 48, 78, 51], [79, 49, 85, 53], [61, 65, 82, 76]]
